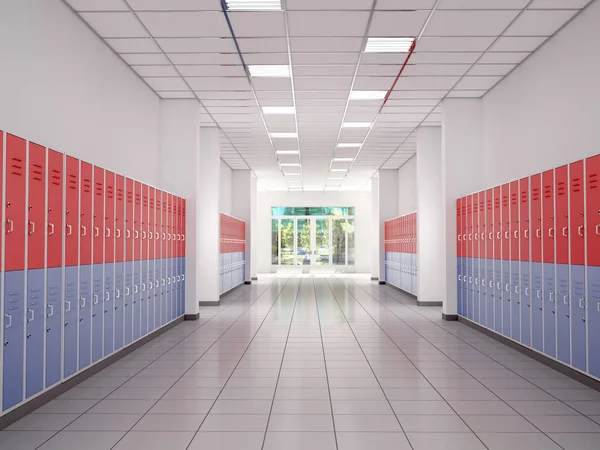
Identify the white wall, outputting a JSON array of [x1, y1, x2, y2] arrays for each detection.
[[481, 1, 600, 188], [220, 160, 232, 215], [398, 156, 417, 216], [0, 0, 161, 185], [257, 191, 372, 274]]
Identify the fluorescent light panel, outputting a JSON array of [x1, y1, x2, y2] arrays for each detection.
[[337, 143, 362, 148], [331, 169, 348, 172], [365, 37, 414, 53], [328, 177, 344, 180], [333, 158, 353, 162], [249, 65, 290, 77], [263, 106, 295, 114], [226, 0, 282, 11], [342, 122, 372, 128], [284, 172, 300, 176], [276, 150, 299, 155], [280, 163, 300, 167], [350, 91, 387, 100], [270, 132, 298, 138]]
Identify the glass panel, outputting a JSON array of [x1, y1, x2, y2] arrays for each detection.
[[296, 219, 311, 265], [280, 219, 295, 265], [332, 219, 346, 265], [315, 219, 330, 266], [271, 207, 355, 217], [348, 219, 355, 266], [271, 219, 279, 265]]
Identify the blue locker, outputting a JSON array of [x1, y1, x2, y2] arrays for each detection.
[[92, 264, 103, 362], [79, 264, 92, 370], [543, 263, 556, 358], [171, 256, 176, 319], [532, 262, 544, 352], [182, 259, 186, 315], [467, 256, 473, 321], [511, 261, 520, 342], [588, 266, 600, 378], [26, 268, 45, 398], [501, 260, 511, 337], [486, 260, 494, 328], [113, 262, 124, 351], [141, 259, 148, 336], [473, 258, 480, 324], [161, 259, 167, 325], [133, 260, 141, 340], [124, 262, 133, 345], [103, 262, 114, 357], [154, 260, 161, 327], [3, 271, 25, 410], [571, 265, 586, 371], [556, 264, 571, 364], [45, 266, 63, 387], [520, 262, 531, 347], [63, 266, 78, 377], [456, 257, 462, 316], [148, 259, 155, 332], [494, 261, 503, 333]]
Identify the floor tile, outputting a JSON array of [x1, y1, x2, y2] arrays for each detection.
[[461, 415, 539, 433], [149, 399, 213, 414], [211, 399, 273, 414], [335, 414, 402, 432], [133, 413, 205, 431], [407, 432, 487, 450], [271, 400, 332, 415], [88, 399, 155, 414], [268, 414, 334, 432], [384, 388, 443, 401], [6, 413, 79, 431], [263, 432, 336, 450], [390, 400, 456, 415], [508, 400, 581, 415], [477, 432, 562, 450], [449, 400, 517, 415], [332, 400, 394, 415], [65, 413, 142, 431], [397, 414, 470, 432], [188, 432, 264, 450], [547, 433, 600, 449], [34, 399, 99, 414], [525, 415, 600, 433], [336, 432, 412, 450], [566, 401, 600, 416], [0, 431, 55, 450], [112, 431, 194, 450], [200, 414, 269, 432], [37, 431, 126, 450]]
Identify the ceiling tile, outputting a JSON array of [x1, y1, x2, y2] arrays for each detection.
[[143, 76, 188, 90], [157, 91, 196, 99], [291, 37, 364, 53], [468, 64, 516, 76], [478, 52, 529, 64], [393, 76, 460, 90], [489, 36, 548, 52], [137, 11, 229, 37], [353, 76, 396, 90], [369, 11, 430, 36], [454, 76, 502, 90], [121, 53, 171, 64], [238, 38, 288, 53], [357, 64, 401, 76], [288, 0, 374, 9], [229, 11, 286, 37], [80, 12, 149, 37], [294, 66, 356, 76], [402, 64, 471, 76], [244, 53, 290, 64], [168, 53, 241, 64], [437, 0, 529, 8], [505, 10, 579, 36], [156, 38, 236, 53], [132, 65, 179, 77], [529, 0, 590, 8], [288, 11, 370, 37], [66, 0, 128, 11], [106, 38, 160, 53], [294, 77, 354, 91], [292, 53, 360, 65], [186, 76, 251, 90], [252, 77, 293, 91], [423, 10, 521, 36], [376, 0, 437, 9], [410, 52, 482, 64], [447, 90, 486, 98], [177, 65, 246, 77], [417, 37, 495, 52], [128, 0, 222, 10]]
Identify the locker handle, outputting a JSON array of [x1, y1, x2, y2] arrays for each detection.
[[549, 228, 554, 238], [27, 309, 34, 323], [162, 279, 166, 286], [149, 231, 153, 240], [4, 314, 11, 329], [514, 230, 519, 239], [597, 301, 600, 312], [106, 228, 111, 238], [562, 227, 568, 237], [578, 225, 584, 237], [525, 287, 530, 296], [116, 289, 120, 299], [155, 232, 159, 239], [475, 278, 479, 285], [505, 284, 510, 292], [481, 233, 485, 240], [563, 295, 569, 305], [172, 234, 176, 240], [94, 227, 99, 238], [142, 231, 147, 239], [142, 283, 146, 292], [177, 275, 181, 282], [505, 231, 509, 239], [93, 294, 99, 305], [163, 233, 166, 240], [549, 292, 555, 302], [524, 229, 529, 239], [81, 225, 87, 237], [6, 218, 14, 234], [172, 276, 176, 282], [463, 234, 467, 241], [116, 229, 121, 238], [105, 292, 110, 301], [66, 224, 72, 236], [155, 281, 159, 288], [468, 234, 472, 241], [28, 220, 35, 235], [168, 234, 171, 241], [578, 298, 585, 309], [125, 287, 130, 296], [497, 282, 501, 290], [134, 285, 139, 294], [475, 234, 478, 241], [126, 230, 131, 239], [135, 230, 139, 239], [537, 290, 542, 299], [596, 224, 600, 236], [497, 232, 501, 239], [65, 300, 71, 312], [489, 232, 493, 240], [80, 297, 86, 308], [47, 304, 54, 317], [458, 275, 462, 282], [148, 283, 153, 290], [48, 223, 55, 236], [515, 286, 520, 294], [182, 275, 185, 281]]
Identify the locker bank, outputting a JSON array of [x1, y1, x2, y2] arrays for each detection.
[[1, 0, 600, 449]]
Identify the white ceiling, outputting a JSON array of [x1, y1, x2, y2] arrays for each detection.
[[64, 0, 591, 191]]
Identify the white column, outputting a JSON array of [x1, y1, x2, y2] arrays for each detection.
[[378, 170, 399, 281], [416, 126, 444, 305], [250, 174, 258, 281], [197, 126, 221, 305], [441, 99, 484, 318], [159, 100, 202, 318], [371, 177, 380, 280], [231, 170, 256, 282]]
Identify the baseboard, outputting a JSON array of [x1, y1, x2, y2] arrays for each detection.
[[251, 277, 258, 281], [184, 313, 199, 321], [384, 282, 422, 302], [418, 300, 442, 307], [457, 316, 600, 392], [199, 300, 221, 306], [378, 281, 386, 285], [370, 277, 379, 281], [218, 282, 244, 300], [442, 313, 458, 321], [244, 281, 252, 285], [0, 316, 184, 430]]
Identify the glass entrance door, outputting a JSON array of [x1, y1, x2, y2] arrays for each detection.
[[313, 218, 330, 266]]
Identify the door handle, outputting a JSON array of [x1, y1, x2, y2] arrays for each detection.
[[578, 225, 584, 237], [5, 314, 12, 329], [489, 281, 493, 288], [65, 300, 71, 312], [549, 292, 555, 302], [94, 227, 99, 237], [525, 287, 530, 296], [81, 225, 87, 236], [524, 229, 529, 239], [93, 294, 99, 305], [155, 280, 159, 288], [66, 224, 72, 236], [475, 234, 478, 241], [163, 233, 166, 240], [48, 222, 55, 236], [28, 220, 35, 235], [537, 290, 542, 299], [126, 230, 131, 239], [27, 309, 34, 323], [515, 286, 520, 294], [488, 232, 493, 240], [149, 231, 153, 240], [182, 275, 185, 281], [134, 285, 139, 293], [80, 297, 86, 308], [125, 287, 130, 296], [549, 228, 554, 238], [497, 232, 501, 239], [579, 298, 585, 309], [105, 292, 110, 301], [106, 228, 111, 238], [116, 289, 120, 298], [563, 295, 569, 305], [162, 279, 166, 286], [142, 231, 147, 239], [505, 284, 510, 292], [6, 218, 14, 234], [135, 230, 139, 239], [505, 231, 509, 239], [562, 227, 568, 237], [116, 229, 121, 238], [596, 224, 600, 236], [514, 230, 519, 239], [47, 304, 54, 317], [142, 283, 146, 292], [497, 282, 501, 290], [155, 232, 159, 239]]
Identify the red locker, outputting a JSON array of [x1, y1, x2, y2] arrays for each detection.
[[27, 142, 46, 270], [142, 185, 149, 262], [167, 194, 173, 258], [125, 178, 134, 263], [65, 157, 79, 268], [542, 170, 555, 264], [570, 161, 585, 266], [182, 199, 186, 257], [134, 182, 142, 261], [413, 213, 417, 254], [461, 197, 467, 260], [93, 167, 105, 266], [501, 184, 510, 261], [156, 191, 162, 260], [555, 166, 569, 266], [149, 188, 155, 261], [162, 191, 168, 258], [531, 174, 542, 263], [478, 193, 485, 259], [586, 156, 600, 267], [510, 181, 519, 261], [178, 197, 183, 257], [494, 187, 501, 260], [115, 175, 124, 263], [456, 200, 462, 257], [47, 150, 64, 268], [473, 195, 480, 259], [467, 195, 473, 259], [5, 134, 27, 272], [486, 189, 494, 259], [520, 178, 530, 263], [0, 131, 3, 262], [80, 163, 93, 266], [105, 171, 115, 264]]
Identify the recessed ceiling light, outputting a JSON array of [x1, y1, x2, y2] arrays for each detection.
[[284, 172, 300, 176], [270, 132, 298, 138], [337, 143, 362, 148], [225, 0, 282, 11], [276, 150, 299, 155], [328, 177, 344, 180], [249, 65, 290, 77], [342, 122, 372, 128], [263, 106, 295, 114], [333, 158, 353, 162], [331, 169, 348, 172], [325, 187, 339, 191], [280, 163, 300, 167], [289, 188, 303, 191], [349, 91, 387, 100], [365, 37, 415, 53]]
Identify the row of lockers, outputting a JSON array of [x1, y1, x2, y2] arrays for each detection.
[[0, 131, 187, 414], [384, 213, 418, 295], [456, 154, 600, 381], [219, 213, 246, 295]]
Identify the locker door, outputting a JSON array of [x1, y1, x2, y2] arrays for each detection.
[[501, 183, 511, 338], [569, 161, 586, 371], [461, 198, 468, 316], [3, 134, 26, 411], [103, 171, 115, 357], [493, 186, 502, 333], [510, 181, 520, 342], [182, 199, 186, 311], [586, 155, 600, 378], [155, 192, 162, 327], [170, 194, 176, 319], [473, 194, 481, 324], [64, 156, 79, 378], [555, 165, 570, 364], [133, 182, 142, 340], [478, 194, 486, 326], [457, 201, 462, 316], [141, 185, 149, 337], [178, 197, 183, 316], [161, 191, 168, 325], [519, 178, 532, 347], [542, 169, 556, 358], [79, 162, 93, 370], [531, 173, 544, 352], [124, 178, 134, 345], [45, 149, 63, 388], [148, 187, 156, 332], [486, 189, 495, 329], [91, 166, 104, 363], [25, 142, 46, 399], [114, 175, 125, 351]]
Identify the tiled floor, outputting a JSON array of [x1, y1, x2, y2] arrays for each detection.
[[1, 275, 600, 449]]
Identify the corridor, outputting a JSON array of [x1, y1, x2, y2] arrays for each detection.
[[1, 276, 599, 450]]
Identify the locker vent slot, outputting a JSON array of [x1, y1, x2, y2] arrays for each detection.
[[10, 158, 24, 176], [589, 172, 598, 190], [557, 182, 567, 197], [543, 185, 553, 198], [32, 164, 44, 182], [83, 179, 92, 193], [532, 187, 540, 201]]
